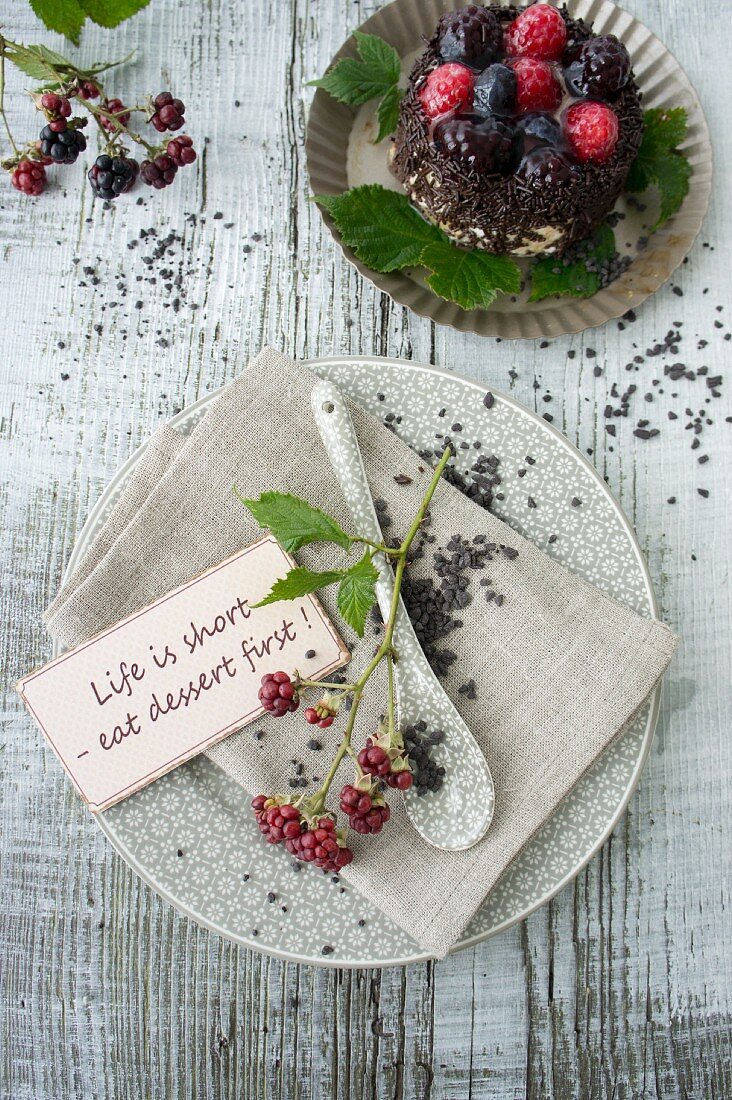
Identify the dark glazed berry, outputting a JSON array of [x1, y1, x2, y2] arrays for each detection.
[[437, 5, 504, 70], [517, 111, 565, 150], [517, 147, 577, 188], [434, 114, 517, 175], [563, 34, 631, 100], [473, 64, 517, 118], [257, 671, 299, 717], [11, 159, 46, 195], [151, 91, 185, 132], [39, 124, 87, 164], [140, 154, 178, 189], [88, 154, 139, 200]]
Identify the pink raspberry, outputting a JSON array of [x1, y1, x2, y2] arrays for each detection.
[[511, 56, 562, 113], [563, 101, 619, 163], [418, 62, 475, 120], [504, 3, 567, 61]]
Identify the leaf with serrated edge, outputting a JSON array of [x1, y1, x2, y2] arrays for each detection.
[[421, 242, 521, 312], [654, 153, 692, 227], [236, 490, 353, 553], [375, 83, 403, 143], [309, 31, 400, 107], [28, 0, 85, 43], [626, 107, 690, 226], [529, 223, 615, 303], [79, 0, 152, 29], [4, 43, 64, 80], [337, 551, 378, 637], [253, 567, 346, 608], [315, 186, 442, 272]]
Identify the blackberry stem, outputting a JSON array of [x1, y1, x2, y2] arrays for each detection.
[[301, 445, 452, 810]]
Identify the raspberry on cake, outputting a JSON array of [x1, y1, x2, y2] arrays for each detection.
[[390, 2, 644, 257]]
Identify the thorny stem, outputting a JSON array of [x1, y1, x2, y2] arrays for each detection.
[[303, 445, 452, 809]]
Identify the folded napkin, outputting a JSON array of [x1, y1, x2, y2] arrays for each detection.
[[45, 348, 677, 957]]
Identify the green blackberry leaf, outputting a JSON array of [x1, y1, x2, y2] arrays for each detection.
[[421, 242, 522, 311], [27, 0, 85, 44], [529, 223, 616, 303], [627, 107, 691, 227], [374, 83, 404, 144], [253, 567, 347, 608], [235, 490, 353, 553], [309, 32, 402, 143], [315, 185, 442, 272], [79, 0, 152, 29], [309, 31, 400, 105], [337, 550, 379, 637]]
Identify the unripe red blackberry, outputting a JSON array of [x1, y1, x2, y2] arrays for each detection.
[[252, 796, 303, 843], [10, 159, 46, 196], [140, 154, 178, 190], [101, 98, 131, 134], [257, 671, 299, 717], [285, 816, 353, 871], [151, 91, 185, 132], [166, 134, 196, 166], [357, 740, 392, 778], [339, 783, 390, 835]]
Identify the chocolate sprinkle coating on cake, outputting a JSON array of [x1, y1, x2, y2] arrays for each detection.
[[391, 4, 644, 256]]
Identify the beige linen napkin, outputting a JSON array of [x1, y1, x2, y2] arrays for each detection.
[[45, 348, 677, 957]]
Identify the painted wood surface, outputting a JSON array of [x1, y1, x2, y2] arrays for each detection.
[[0, 0, 730, 1096]]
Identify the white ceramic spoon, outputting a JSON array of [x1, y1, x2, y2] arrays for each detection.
[[312, 380, 495, 851]]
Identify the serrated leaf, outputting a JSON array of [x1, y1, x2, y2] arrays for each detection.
[[421, 242, 522, 312], [28, 0, 85, 44], [529, 223, 616, 303], [653, 152, 692, 227], [336, 551, 378, 637], [4, 43, 64, 80], [315, 185, 442, 272], [309, 31, 400, 107], [235, 490, 353, 553], [253, 566, 346, 608], [374, 82, 403, 143], [79, 0, 152, 29], [626, 107, 691, 227]]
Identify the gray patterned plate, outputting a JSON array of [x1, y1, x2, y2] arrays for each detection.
[[60, 357, 659, 966]]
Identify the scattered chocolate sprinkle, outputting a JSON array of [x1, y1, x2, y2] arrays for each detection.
[[304, 649, 316, 659], [394, 473, 413, 485]]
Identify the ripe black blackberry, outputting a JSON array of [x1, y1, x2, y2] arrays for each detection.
[[435, 114, 517, 175], [39, 124, 87, 164], [518, 147, 576, 189], [88, 154, 139, 200], [564, 35, 631, 100], [437, 5, 503, 70]]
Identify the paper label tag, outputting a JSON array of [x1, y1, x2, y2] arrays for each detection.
[[18, 536, 349, 812]]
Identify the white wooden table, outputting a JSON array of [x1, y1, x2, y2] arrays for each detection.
[[1, 0, 730, 1096]]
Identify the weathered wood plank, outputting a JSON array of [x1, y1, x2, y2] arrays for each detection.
[[1, 0, 731, 1096]]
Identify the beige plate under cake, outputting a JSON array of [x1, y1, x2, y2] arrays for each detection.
[[306, 0, 712, 339]]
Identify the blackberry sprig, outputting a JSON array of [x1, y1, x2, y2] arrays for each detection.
[[0, 36, 197, 201], [245, 446, 455, 872]]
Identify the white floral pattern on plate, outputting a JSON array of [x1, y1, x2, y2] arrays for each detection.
[[61, 357, 658, 966]]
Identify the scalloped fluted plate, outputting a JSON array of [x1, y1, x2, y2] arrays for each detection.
[[306, 0, 712, 339], [58, 357, 660, 967]]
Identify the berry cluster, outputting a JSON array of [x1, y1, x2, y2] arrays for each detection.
[[252, 796, 354, 872], [2, 41, 197, 203], [250, 670, 423, 868], [419, 3, 632, 181]]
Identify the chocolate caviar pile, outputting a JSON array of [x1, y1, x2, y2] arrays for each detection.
[[391, 3, 643, 256]]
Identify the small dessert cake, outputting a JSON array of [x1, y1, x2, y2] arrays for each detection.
[[390, 3, 643, 256]]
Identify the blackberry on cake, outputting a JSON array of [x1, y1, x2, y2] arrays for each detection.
[[390, 2, 644, 257]]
